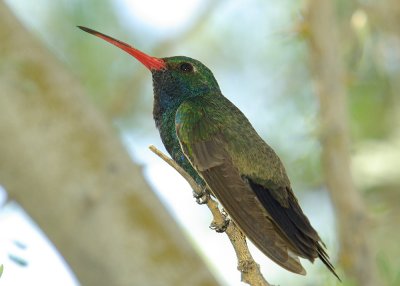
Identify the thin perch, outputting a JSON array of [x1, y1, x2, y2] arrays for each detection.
[[149, 145, 271, 286]]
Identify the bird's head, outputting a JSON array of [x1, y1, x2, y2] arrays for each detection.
[[152, 56, 220, 108], [78, 26, 220, 110]]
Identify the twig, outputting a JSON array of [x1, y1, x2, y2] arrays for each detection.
[[149, 145, 271, 286]]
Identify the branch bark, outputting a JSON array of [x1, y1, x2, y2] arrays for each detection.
[[149, 145, 271, 286], [0, 2, 219, 285], [304, 1, 379, 285]]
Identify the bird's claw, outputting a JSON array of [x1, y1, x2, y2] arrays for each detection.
[[193, 187, 210, 205], [210, 217, 230, 233]]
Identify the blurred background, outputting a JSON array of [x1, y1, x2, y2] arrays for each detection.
[[0, 0, 399, 285]]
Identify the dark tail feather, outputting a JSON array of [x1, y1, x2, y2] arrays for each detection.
[[318, 245, 342, 282]]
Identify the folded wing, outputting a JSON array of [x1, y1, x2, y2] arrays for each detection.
[[175, 98, 306, 274]]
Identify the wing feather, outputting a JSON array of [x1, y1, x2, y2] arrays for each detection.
[[176, 100, 306, 274], [191, 138, 306, 274], [175, 96, 340, 279]]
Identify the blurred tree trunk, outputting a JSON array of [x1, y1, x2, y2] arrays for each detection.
[[0, 2, 218, 286], [305, 1, 379, 285]]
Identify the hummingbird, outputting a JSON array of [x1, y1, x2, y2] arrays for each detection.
[[78, 26, 340, 280]]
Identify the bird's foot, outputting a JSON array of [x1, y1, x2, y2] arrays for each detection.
[[238, 259, 258, 274], [193, 187, 210, 205], [210, 210, 230, 233]]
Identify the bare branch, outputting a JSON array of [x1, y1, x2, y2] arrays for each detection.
[[149, 145, 271, 286]]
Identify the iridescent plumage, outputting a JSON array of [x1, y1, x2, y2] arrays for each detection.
[[78, 26, 340, 280]]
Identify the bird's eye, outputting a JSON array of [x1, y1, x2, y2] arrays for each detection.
[[179, 62, 194, 73]]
